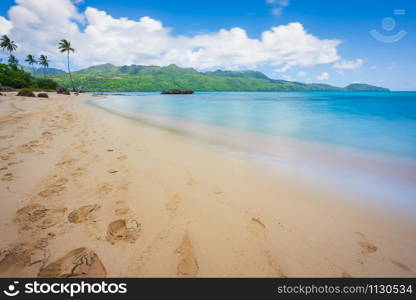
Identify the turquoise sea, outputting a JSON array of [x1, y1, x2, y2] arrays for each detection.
[[89, 91, 416, 158], [88, 92, 416, 215]]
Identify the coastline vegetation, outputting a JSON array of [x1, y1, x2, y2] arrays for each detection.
[[0, 34, 62, 91]]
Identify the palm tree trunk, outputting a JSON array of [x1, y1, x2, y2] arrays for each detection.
[[67, 52, 75, 92], [9, 50, 13, 68]]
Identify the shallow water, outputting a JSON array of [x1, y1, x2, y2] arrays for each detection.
[[89, 91, 416, 158], [87, 92, 416, 216]]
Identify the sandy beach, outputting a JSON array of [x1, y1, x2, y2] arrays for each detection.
[[0, 92, 415, 278]]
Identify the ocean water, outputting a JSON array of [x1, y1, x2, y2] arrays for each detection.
[[87, 92, 416, 215], [89, 91, 416, 158]]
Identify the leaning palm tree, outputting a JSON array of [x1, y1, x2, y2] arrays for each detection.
[[58, 39, 75, 91], [1, 35, 18, 56], [39, 54, 50, 79], [25, 54, 37, 75]]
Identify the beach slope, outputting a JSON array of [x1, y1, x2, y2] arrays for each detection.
[[0, 92, 415, 277]]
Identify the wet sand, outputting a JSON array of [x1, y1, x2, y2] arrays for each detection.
[[0, 92, 415, 277]]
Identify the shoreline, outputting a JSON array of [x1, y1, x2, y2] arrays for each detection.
[[88, 97, 416, 220], [1, 92, 415, 277]]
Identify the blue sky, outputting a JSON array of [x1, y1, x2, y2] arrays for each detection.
[[0, 0, 415, 90]]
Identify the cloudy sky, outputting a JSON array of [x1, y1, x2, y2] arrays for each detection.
[[0, 0, 415, 90]]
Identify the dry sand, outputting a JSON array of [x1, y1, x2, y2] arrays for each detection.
[[0, 92, 415, 278]]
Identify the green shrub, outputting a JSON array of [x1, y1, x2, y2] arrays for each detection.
[[36, 78, 59, 90], [0, 63, 59, 90], [0, 63, 35, 88]]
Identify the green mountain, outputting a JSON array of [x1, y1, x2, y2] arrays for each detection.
[[345, 83, 389, 91], [47, 63, 389, 92]]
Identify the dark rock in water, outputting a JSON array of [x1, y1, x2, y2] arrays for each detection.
[[161, 89, 194, 95], [56, 87, 70, 95], [0, 92, 3, 96], [17, 90, 36, 97], [38, 93, 49, 98]]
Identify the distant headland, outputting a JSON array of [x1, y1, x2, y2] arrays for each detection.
[[46, 63, 389, 92]]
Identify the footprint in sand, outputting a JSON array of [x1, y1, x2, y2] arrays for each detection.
[[107, 169, 118, 174], [177, 231, 199, 278], [390, 260, 413, 273], [249, 217, 285, 277], [251, 217, 266, 229], [8, 160, 23, 166], [0, 154, 11, 161], [38, 208, 67, 229], [166, 193, 182, 213], [38, 247, 106, 278], [117, 155, 127, 161], [355, 232, 377, 254], [55, 158, 76, 167], [250, 217, 267, 240], [14, 204, 48, 223], [0, 244, 33, 274], [71, 167, 85, 178], [98, 183, 113, 195], [106, 219, 141, 244], [14, 204, 67, 230], [1, 172, 13, 181], [264, 250, 286, 278], [41, 131, 53, 141], [115, 201, 129, 216], [0, 240, 51, 274], [68, 205, 100, 224], [19, 140, 41, 154], [38, 178, 68, 198]]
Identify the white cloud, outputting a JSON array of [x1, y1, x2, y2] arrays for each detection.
[[0, 16, 13, 35], [282, 75, 294, 81], [271, 8, 283, 15], [333, 58, 363, 70], [280, 0, 290, 7], [317, 72, 329, 80], [274, 64, 291, 73], [267, 0, 290, 16], [297, 71, 307, 77], [3, 0, 341, 71]]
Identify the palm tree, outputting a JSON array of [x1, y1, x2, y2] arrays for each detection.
[[8, 55, 18, 67], [25, 54, 37, 75], [39, 55, 50, 79], [1, 35, 18, 56], [58, 39, 75, 91]]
